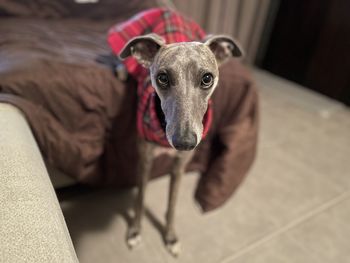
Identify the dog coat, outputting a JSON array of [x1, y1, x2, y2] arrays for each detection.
[[108, 8, 212, 147]]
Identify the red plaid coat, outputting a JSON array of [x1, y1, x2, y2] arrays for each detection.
[[108, 8, 212, 147]]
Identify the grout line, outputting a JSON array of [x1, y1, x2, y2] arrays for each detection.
[[220, 190, 350, 263]]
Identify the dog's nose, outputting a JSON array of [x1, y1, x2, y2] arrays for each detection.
[[172, 132, 197, 151]]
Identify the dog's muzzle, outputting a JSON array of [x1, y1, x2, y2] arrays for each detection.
[[171, 132, 197, 151]]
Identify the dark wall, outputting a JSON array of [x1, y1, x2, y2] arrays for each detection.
[[260, 0, 350, 106]]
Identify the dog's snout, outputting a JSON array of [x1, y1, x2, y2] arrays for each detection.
[[172, 132, 197, 151]]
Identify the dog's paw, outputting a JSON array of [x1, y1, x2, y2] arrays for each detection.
[[165, 239, 182, 257], [126, 229, 142, 249]]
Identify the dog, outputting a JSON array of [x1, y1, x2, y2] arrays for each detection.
[[109, 8, 243, 257]]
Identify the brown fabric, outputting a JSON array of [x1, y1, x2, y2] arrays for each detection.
[[0, 0, 160, 19], [0, 15, 258, 212]]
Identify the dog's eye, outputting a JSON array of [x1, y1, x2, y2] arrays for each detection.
[[157, 73, 169, 87], [201, 73, 213, 88]]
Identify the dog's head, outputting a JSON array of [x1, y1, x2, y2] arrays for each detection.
[[120, 33, 243, 150]]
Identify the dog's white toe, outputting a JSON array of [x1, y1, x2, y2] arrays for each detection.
[[166, 241, 182, 257], [127, 234, 142, 249]]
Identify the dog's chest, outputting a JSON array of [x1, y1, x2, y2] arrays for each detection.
[[153, 146, 178, 158]]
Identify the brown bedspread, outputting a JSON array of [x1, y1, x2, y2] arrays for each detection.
[[0, 7, 258, 212]]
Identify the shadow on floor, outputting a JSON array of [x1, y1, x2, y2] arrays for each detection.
[[57, 186, 166, 249]]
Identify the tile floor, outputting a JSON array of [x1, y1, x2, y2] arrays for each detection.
[[60, 69, 350, 263]]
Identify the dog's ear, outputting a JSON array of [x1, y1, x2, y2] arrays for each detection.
[[204, 35, 243, 65], [119, 33, 165, 68]]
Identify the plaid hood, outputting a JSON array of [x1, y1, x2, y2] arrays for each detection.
[[108, 8, 213, 147]]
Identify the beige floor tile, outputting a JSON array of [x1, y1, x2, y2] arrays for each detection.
[[255, 69, 350, 190], [288, 193, 350, 263], [276, 107, 350, 189], [256, 69, 350, 145], [222, 235, 320, 263], [222, 193, 350, 263], [253, 69, 345, 115], [244, 148, 343, 226], [62, 172, 277, 263], [61, 188, 168, 263], [62, 146, 344, 263]]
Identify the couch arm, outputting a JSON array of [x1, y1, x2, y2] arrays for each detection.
[[0, 103, 78, 262]]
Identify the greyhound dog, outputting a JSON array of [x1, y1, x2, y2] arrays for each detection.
[[118, 33, 242, 256]]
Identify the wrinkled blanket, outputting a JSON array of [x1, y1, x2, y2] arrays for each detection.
[[0, 15, 258, 212]]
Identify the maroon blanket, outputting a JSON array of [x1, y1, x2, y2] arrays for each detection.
[[0, 2, 258, 212]]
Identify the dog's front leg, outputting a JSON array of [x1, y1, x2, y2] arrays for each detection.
[[164, 150, 193, 257], [127, 139, 154, 249]]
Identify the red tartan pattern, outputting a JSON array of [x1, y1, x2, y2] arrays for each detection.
[[108, 8, 212, 147]]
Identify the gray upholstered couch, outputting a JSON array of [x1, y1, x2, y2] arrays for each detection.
[[0, 103, 78, 262]]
